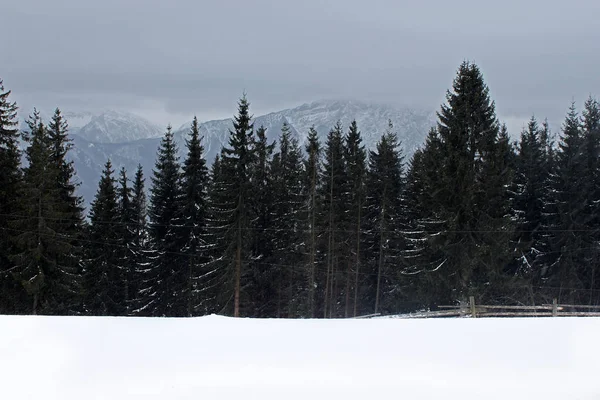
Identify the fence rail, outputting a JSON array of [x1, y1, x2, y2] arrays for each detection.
[[400, 297, 600, 318]]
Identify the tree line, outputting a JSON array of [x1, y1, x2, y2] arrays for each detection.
[[1, 62, 599, 317]]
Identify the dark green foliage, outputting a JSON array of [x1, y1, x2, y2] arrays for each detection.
[[207, 95, 255, 317], [269, 122, 305, 317], [128, 165, 154, 315], [510, 117, 553, 283], [343, 120, 367, 317], [363, 121, 406, 315], [178, 117, 209, 316], [405, 62, 515, 306], [3, 65, 600, 316], [302, 126, 322, 317], [10, 111, 81, 314], [85, 160, 126, 315], [319, 121, 349, 317], [148, 125, 184, 316], [0, 79, 27, 313], [246, 125, 277, 317]]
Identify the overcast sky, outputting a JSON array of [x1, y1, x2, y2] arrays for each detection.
[[2, 0, 600, 132]]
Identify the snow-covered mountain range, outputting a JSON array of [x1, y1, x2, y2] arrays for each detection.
[[21, 100, 436, 210]]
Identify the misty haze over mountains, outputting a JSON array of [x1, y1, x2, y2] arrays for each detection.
[[20, 99, 437, 209]]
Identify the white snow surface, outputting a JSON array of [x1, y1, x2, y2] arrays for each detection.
[[1, 315, 599, 399]]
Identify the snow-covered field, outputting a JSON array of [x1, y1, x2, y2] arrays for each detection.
[[1, 315, 599, 399]]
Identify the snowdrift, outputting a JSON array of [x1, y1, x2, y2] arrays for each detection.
[[1, 315, 599, 399]]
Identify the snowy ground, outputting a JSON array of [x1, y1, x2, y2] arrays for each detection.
[[1, 315, 599, 399]]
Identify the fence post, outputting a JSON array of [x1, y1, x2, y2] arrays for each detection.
[[552, 298, 558, 317], [469, 296, 476, 318]]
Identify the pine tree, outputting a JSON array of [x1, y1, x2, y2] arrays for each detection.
[[545, 103, 588, 303], [85, 160, 126, 315], [343, 120, 367, 317], [271, 122, 305, 317], [115, 167, 136, 314], [10, 111, 76, 314], [363, 121, 405, 315], [209, 95, 255, 317], [129, 165, 154, 315], [510, 117, 552, 285], [148, 125, 183, 316], [581, 97, 600, 303], [411, 62, 514, 305], [303, 126, 321, 317], [403, 129, 448, 307], [46, 108, 85, 312], [178, 117, 209, 316], [319, 121, 348, 317], [202, 152, 231, 314], [0, 78, 27, 313]]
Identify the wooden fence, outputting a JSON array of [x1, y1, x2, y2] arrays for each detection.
[[399, 297, 600, 318]]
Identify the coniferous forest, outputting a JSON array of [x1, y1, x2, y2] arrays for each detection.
[[2, 62, 600, 318]]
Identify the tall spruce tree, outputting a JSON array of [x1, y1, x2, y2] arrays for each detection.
[[46, 108, 84, 312], [210, 95, 255, 317], [510, 117, 552, 285], [363, 121, 405, 315], [202, 152, 231, 314], [178, 117, 209, 316], [319, 121, 348, 317], [545, 103, 588, 303], [303, 126, 321, 317], [343, 120, 367, 317], [581, 97, 600, 304], [129, 165, 154, 315], [247, 125, 277, 317], [11, 112, 76, 314], [271, 122, 305, 317], [0, 79, 26, 313], [149, 125, 184, 316], [115, 167, 137, 314], [414, 62, 513, 305], [85, 160, 126, 315]]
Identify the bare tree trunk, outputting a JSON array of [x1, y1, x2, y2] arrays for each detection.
[[345, 262, 351, 318], [330, 256, 337, 318], [187, 256, 194, 317], [308, 157, 317, 318], [234, 220, 242, 318], [32, 294, 38, 316], [353, 201, 362, 317], [374, 204, 385, 315], [324, 153, 335, 319], [324, 230, 332, 318]]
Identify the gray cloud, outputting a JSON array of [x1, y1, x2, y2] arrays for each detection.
[[3, 0, 600, 131]]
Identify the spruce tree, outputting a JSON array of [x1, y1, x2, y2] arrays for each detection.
[[202, 152, 231, 314], [115, 167, 136, 314], [46, 108, 85, 311], [148, 125, 183, 316], [270, 122, 305, 317], [510, 117, 552, 287], [208, 95, 255, 317], [303, 126, 321, 317], [343, 120, 367, 317], [412, 62, 514, 305], [545, 103, 587, 303], [243, 125, 277, 316], [319, 121, 348, 317], [581, 97, 600, 303], [363, 121, 405, 315], [129, 165, 154, 315], [10, 111, 76, 314], [85, 160, 126, 315], [0, 79, 26, 313], [178, 117, 209, 316]]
